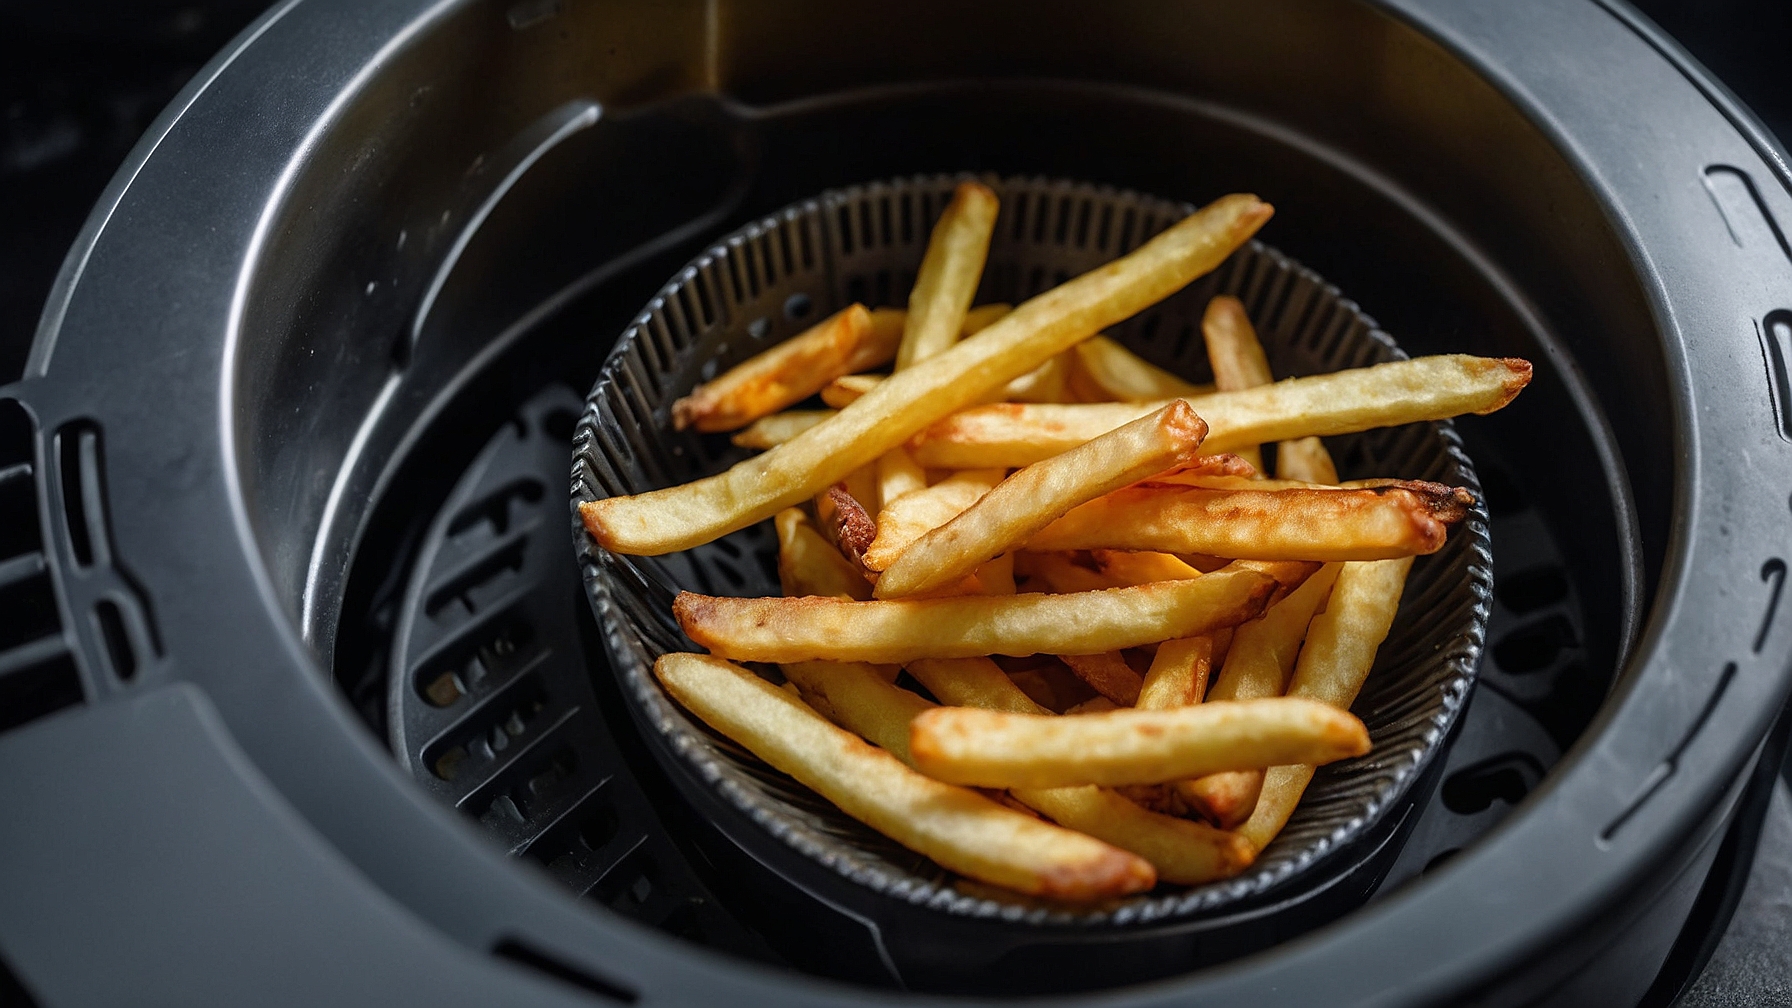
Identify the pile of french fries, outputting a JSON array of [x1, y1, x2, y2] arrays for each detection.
[[584, 181, 1530, 902]]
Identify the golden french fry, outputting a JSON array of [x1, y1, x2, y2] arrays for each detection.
[[864, 469, 1004, 571], [906, 354, 1533, 468], [775, 508, 870, 601], [1180, 563, 1340, 827], [875, 401, 1207, 598], [583, 194, 1274, 556], [822, 372, 886, 409], [815, 483, 877, 573], [1065, 697, 1120, 714], [910, 697, 1370, 788], [1150, 474, 1475, 525], [675, 570, 1274, 664], [909, 656, 1050, 714], [848, 308, 907, 372], [671, 305, 871, 433], [1204, 295, 1342, 483], [1148, 453, 1260, 482], [1004, 352, 1080, 403], [1276, 436, 1338, 484], [1006, 662, 1100, 713], [896, 182, 1002, 371], [961, 302, 1012, 336], [874, 445, 928, 506], [1028, 484, 1462, 561], [1075, 334, 1213, 402], [1236, 556, 1414, 852], [1016, 550, 1202, 593], [1060, 652, 1144, 706], [779, 660, 931, 760], [731, 409, 835, 449], [972, 551, 1016, 595], [655, 653, 1153, 899], [1226, 559, 1324, 603], [1137, 636, 1214, 710]]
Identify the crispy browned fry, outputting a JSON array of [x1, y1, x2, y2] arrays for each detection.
[[675, 570, 1274, 664], [907, 656, 1250, 883], [584, 195, 1274, 555], [1137, 636, 1214, 710], [657, 653, 1153, 898], [896, 183, 1002, 371], [1276, 436, 1338, 484], [910, 697, 1370, 788], [1146, 473, 1476, 524], [1073, 334, 1212, 402], [1028, 484, 1460, 561], [673, 305, 871, 432], [864, 469, 1004, 571], [815, 484, 877, 573], [731, 409, 834, 449], [1180, 563, 1340, 827], [1237, 557, 1413, 852], [822, 373, 885, 409], [1060, 652, 1144, 706], [875, 401, 1207, 598], [906, 354, 1533, 468], [775, 508, 870, 601]]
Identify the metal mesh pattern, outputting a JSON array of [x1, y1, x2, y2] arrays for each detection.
[[572, 175, 1491, 925]]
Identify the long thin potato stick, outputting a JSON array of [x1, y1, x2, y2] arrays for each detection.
[[779, 660, 931, 760], [1137, 636, 1214, 710], [1147, 474, 1475, 524], [775, 508, 870, 601], [675, 571, 1275, 664], [864, 469, 1004, 571], [1180, 563, 1340, 826], [910, 698, 1370, 788], [896, 182, 1001, 371], [961, 303, 1012, 336], [1204, 295, 1341, 483], [847, 308, 907, 372], [821, 306, 1017, 408], [875, 401, 1207, 598], [1073, 334, 1212, 402], [873, 447, 927, 508], [672, 305, 871, 432], [1029, 484, 1460, 561], [1277, 436, 1338, 484], [973, 552, 1016, 595], [1060, 652, 1144, 706], [656, 653, 1153, 898], [1236, 556, 1414, 852], [583, 194, 1274, 555], [731, 410, 835, 449], [906, 354, 1533, 468], [1017, 551, 1203, 593], [822, 373, 886, 409], [908, 657, 1050, 714]]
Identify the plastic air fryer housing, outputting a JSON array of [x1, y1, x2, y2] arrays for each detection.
[[1, 0, 1791, 1005]]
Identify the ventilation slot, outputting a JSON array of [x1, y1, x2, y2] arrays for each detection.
[[0, 400, 79, 732], [421, 670, 550, 784], [412, 608, 539, 709]]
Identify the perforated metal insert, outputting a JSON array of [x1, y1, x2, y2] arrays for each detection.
[[571, 174, 1493, 925]]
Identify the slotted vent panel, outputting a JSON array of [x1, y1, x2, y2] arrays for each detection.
[[0, 398, 80, 733]]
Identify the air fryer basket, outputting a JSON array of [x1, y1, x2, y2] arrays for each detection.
[[5, 1, 1792, 1005], [573, 173, 1492, 952]]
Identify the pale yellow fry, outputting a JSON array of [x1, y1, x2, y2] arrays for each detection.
[[731, 409, 834, 450], [864, 469, 1004, 572], [822, 372, 885, 409], [655, 653, 1154, 899], [850, 308, 908, 372], [905, 354, 1534, 468], [1181, 563, 1339, 827], [874, 446, 928, 514], [910, 697, 1370, 788], [961, 303, 1013, 336], [895, 183, 1002, 371], [774, 508, 871, 601], [1004, 352, 1079, 403], [1028, 484, 1455, 561], [582, 194, 1275, 555], [780, 660, 930, 760], [1236, 556, 1413, 852], [1276, 437, 1338, 484], [875, 401, 1207, 598], [1204, 295, 1337, 485], [972, 551, 1016, 595], [907, 657, 1250, 883], [1137, 636, 1215, 710], [673, 305, 870, 432], [674, 570, 1275, 664], [1075, 334, 1212, 402], [1060, 652, 1144, 706], [1088, 550, 1206, 586]]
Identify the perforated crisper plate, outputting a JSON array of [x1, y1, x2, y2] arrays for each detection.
[[571, 175, 1491, 925]]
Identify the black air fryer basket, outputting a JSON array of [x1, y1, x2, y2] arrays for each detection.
[[2, 1, 1791, 1005]]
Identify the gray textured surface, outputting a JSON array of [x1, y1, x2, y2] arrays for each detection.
[[1682, 779, 1792, 1007]]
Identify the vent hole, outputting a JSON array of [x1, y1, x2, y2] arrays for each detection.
[[425, 537, 529, 619], [93, 600, 136, 681], [56, 425, 94, 567], [783, 292, 812, 321], [593, 848, 660, 916], [1497, 566, 1568, 614], [492, 939, 637, 1004], [1493, 614, 1577, 675], [0, 569, 58, 652], [1442, 753, 1543, 814], [0, 652, 81, 733]]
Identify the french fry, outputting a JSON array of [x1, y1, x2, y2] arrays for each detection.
[[1016, 550, 1203, 593], [1228, 559, 1324, 603], [850, 308, 908, 372], [815, 483, 878, 573], [1148, 474, 1475, 524], [1027, 484, 1462, 561], [1007, 662, 1100, 713], [1276, 436, 1338, 484], [674, 570, 1275, 664], [909, 697, 1370, 788], [775, 508, 870, 601], [731, 409, 834, 450], [822, 373, 886, 408], [1005, 353, 1079, 403], [875, 446, 928, 506], [973, 551, 1017, 595], [905, 354, 1533, 468], [961, 302, 1012, 336], [779, 660, 932, 760], [864, 469, 1004, 571], [874, 401, 1207, 598], [583, 194, 1274, 556], [907, 656, 1251, 883], [1060, 652, 1144, 706], [672, 305, 872, 433], [821, 306, 1017, 408], [1073, 335, 1213, 402], [1237, 557, 1414, 852], [1146, 453, 1260, 482], [655, 653, 1154, 899], [1204, 295, 1343, 482], [896, 182, 1002, 371], [1137, 636, 1214, 710], [1179, 563, 1340, 827]]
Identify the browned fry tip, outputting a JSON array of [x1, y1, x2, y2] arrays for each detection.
[[820, 483, 878, 569]]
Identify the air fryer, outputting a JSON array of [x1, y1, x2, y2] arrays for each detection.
[[1, 1, 1789, 1005]]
